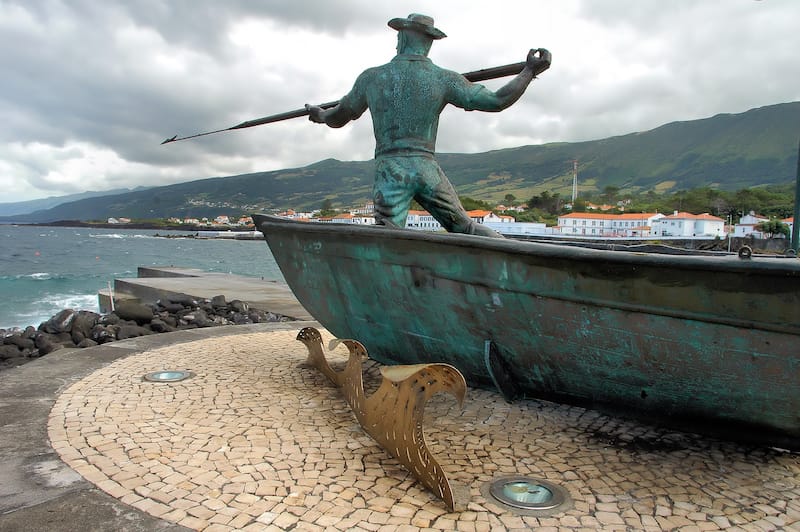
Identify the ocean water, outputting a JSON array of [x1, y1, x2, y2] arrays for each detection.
[[0, 225, 283, 330]]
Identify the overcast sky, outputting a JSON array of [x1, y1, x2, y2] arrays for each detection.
[[1, 0, 798, 202]]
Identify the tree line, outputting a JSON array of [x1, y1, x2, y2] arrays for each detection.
[[497, 183, 796, 225]]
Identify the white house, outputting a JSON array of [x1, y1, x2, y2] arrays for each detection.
[[332, 213, 354, 224], [351, 202, 375, 216], [652, 211, 726, 237], [557, 212, 663, 237], [403, 209, 514, 232], [406, 210, 442, 231], [467, 210, 493, 224], [351, 215, 376, 225], [484, 222, 550, 236], [734, 211, 769, 237]]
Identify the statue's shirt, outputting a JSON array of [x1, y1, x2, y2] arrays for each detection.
[[334, 54, 492, 158]]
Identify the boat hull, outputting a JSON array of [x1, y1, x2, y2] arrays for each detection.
[[254, 215, 800, 449]]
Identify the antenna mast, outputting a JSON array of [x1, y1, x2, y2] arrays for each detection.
[[571, 159, 578, 203]]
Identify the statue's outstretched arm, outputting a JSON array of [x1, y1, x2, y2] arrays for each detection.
[[470, 48, 551, 112]]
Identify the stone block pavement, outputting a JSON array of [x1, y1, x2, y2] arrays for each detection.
[[2, 321, 799, 531]]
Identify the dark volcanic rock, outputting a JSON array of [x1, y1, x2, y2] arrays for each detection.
[[161, 302, 185, 314], [40, 309, 77, 334], [114, 301, 155, 325], [4, 334, 35, 351], [34, 334, 60, 355], [91, 324, 118, 344], [1, 292, 297, 373], [184, 309, 212, 327], [72, 310, 101, 339], [148, 318, 176, 333], [0, 344, 22, 360], [232, 313, 253, 325], [117, 324, 153, 340], [168, 294, 197, 306], [99, 313, 120, 326], [229, 300, 249, 313]]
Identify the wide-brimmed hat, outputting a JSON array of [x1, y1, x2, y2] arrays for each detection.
[[388, 13, 446, 40]]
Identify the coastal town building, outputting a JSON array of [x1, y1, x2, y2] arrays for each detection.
[[557, 212, 663, 237], [652, 211, 726, 237], [277, 209, 318, 219], [495, 204, 527, 212], [468, 210, 514, 225], [351, 202, 375, 215], [733, 211, 770, 238], [484, 221, 551, 236], [732, 211, 795, 239], [314, 213, 375, 225], [406, 210, 441, 231]]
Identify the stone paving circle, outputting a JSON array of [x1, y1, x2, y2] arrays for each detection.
[[48, 328, 800, 531]]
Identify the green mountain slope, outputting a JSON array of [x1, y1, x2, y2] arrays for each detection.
[[4, 102, 798, 223], [0, 187, 151, 217]]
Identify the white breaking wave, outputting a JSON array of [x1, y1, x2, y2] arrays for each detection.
[[2, 293, 99, 330], [88, 233, 155, 239], [38, 293, 99, 312], [89, 233, 126, 239]]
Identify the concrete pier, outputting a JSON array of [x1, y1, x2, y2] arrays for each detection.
[[98, 267, 312, 321]]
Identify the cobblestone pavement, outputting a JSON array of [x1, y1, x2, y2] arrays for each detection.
[[48, 329, 800, 531]]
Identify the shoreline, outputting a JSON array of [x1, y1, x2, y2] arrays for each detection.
[[9, 220, 251, 232], [1, 294, 294, 372]]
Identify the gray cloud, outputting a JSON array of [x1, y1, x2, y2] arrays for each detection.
[[1, 0, 798, 201]]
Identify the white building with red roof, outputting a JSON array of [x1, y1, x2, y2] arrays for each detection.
[[733, 211, 769, 237], [467, 210, 511, 224], [406, 210, 442, 231], [784, 216, 794, 234], [652, 211, 726, 237], [557, 212, 663, 237]]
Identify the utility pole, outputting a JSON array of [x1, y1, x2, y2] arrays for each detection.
[[571, 160, 578, 204], [792, 138, 800, 253]]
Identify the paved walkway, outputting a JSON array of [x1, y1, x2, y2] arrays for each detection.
[[2, 322, 799, 531]]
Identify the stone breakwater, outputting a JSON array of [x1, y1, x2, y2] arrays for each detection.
[[0, 294, 293, 371]]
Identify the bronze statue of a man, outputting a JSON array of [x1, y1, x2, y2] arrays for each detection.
[[306, 13, 551, 237]]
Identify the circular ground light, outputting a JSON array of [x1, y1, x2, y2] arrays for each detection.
[[143, 370, 194, 383], [482, 476, 572, 516]]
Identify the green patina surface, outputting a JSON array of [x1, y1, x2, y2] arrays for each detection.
[[255, 214, 800, 450], [306, 13, 550, 237]]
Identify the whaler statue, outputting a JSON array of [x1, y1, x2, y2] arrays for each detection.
[[307, 13, 551, 237], [163, 13, 552, 510]]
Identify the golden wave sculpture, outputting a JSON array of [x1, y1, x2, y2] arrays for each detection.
[[297, 326, 467, 511]]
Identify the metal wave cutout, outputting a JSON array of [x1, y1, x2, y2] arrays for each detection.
[[297, 326, 466, 511]]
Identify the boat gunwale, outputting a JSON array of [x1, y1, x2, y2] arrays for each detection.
[[253, 214, 800, 277]]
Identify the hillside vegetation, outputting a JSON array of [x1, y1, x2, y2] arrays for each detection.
[[4, 102, 798, 223]]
